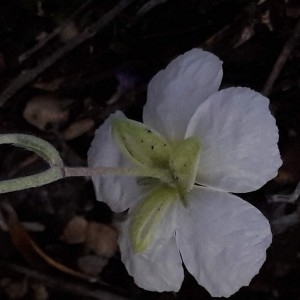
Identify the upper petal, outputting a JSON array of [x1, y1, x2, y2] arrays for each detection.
[[87, 111, 146, 212], [176, 186, 272, 298], [143, 48, 223, 140], [186, 87, 282, 192], [119, 199, 184, 292]]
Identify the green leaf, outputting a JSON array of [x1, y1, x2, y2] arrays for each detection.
[[129, 185, 178, 253], [112, 119, 171, 169], [169, 137, 200, 193]]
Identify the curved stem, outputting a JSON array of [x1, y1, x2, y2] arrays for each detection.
[[0, 134, 173, 194], [0, 167, 64, 194], [0, 134, 64, 194], [0, 134, 63, 166]]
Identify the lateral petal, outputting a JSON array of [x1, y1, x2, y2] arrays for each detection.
[[87, 112, 146, 212], [186, 87, 282, 192]]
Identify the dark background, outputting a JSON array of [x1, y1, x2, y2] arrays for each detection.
[[0, 0, 300, 299]]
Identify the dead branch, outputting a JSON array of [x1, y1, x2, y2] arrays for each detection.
[[0, 0, 135, 108], [137, 0, 168, 15], [262, 18, 300, 97], [18, 0, 94, 63], [0, 260, 131, 300]]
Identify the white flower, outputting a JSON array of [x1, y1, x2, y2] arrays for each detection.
[[88, 49, 282, 297]]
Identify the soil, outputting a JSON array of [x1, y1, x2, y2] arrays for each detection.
[[0, 0, 300, 299]]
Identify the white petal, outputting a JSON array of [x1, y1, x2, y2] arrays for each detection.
[[143, 48, 223, 140], [87, 111, 146, 212], [176, 186, 272, 298], [119, 200, 184, 292], [186, 87, 282, 192]]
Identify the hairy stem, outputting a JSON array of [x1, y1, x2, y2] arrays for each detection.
[[0, 167, 64, 194], [63, 166, 171, 181], [0, 133, 172, 194]]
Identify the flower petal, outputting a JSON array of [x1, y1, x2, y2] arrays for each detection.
[[143, 48, 223, 140], [119, 200, 184, 292], [176, 186, 272, 298], [87, 111, 146, 212], [186, 87, 282, 192]]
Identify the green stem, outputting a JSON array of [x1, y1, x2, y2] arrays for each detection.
[[0, 134, 63, 166], [0, 134, 64, 194], [0, 167, 64, 194], [0, 134, 173, 194]]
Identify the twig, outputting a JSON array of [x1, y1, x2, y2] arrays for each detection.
[[0, 260, 130, 300], [137, 0, 168, 15], [18, 0, 94, 63], [0, 0, 135, 107], [262, 18, 300, 97], [125, 0, 169, 28], [267, 182, 300, 204], [271, 211, 300, 235], [18, 27, 60, 64]]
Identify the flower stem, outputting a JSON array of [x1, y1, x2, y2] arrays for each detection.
[[0, 134, 63, 167], [0, 167, 64, 194], [63, 166, 171, 180], [0, 133, 173, 194]]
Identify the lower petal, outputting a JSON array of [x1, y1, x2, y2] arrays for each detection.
[[87, 111, 146, 212], [119, 200, 184, 292], [176, 186, 272, 298]]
